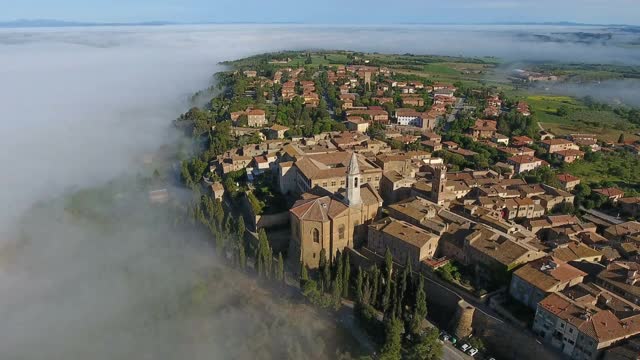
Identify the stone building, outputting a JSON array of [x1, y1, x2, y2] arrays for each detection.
[[289, 153, 382, 269], [367, 217, 439, 269]]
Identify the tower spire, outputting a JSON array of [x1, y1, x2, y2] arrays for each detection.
[[346, 152, 361, 206]]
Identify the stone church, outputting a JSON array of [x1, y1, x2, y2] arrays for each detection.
[[289, 152, 382, 269]]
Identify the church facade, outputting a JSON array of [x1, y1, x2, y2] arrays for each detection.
[[289, 152, 382, 269]]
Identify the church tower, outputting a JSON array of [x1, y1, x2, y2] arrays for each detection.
[[431, 164, 447, 206], [346, 152, 362, 206]]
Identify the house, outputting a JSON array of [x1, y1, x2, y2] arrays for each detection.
[[510, 257, 586, 310], [380, 171, 417, 204], [367, 217, 440, 269], [541, 138, 579, 154], [596, 261, 640, 304], [395, 108, 425, 127], [516, 101, 531, 116], [603, 221, 640, 242], [247, 109, 267, 127], [557, 173, 581, 191], [268, 124, 289, 139], [471, 119, 498, 139], [594, 188, 625, 203], [346, 108, 389, 123], [512, 135, 534, 147], [619, 197, 640, 217], [292, 151, 382, 195], [401, 94, 425, 107], [507, 155, 545, 174], [345, 116, 370, 133], [492, 133, 510, 146], [210, 182, 225, 201], [555, 149, 585, 163], [243, 70, 257, 77], [533, 287, 640, 360]]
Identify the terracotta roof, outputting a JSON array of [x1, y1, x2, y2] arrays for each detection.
[[557, 173, 580, 183], [473, 119, 497, 131], [594, 188, 625, 198], [508, 155, 542, 164], [539, 292, 640, 343], [514, 257, 586, 292], [551, 243, 602, 262], [290, 195, 348, 221], [370, 218, 438, 249]]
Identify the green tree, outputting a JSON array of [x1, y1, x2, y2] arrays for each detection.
[[619, 132, 626, 144], [276, 252, 285, 283], [406, 327, 443, 360], [355, 266, 364, 302], [410, 277, 428, 335], [342, 252, 351, 298], [300, 263, 309, 287], [379, 316, 403, 360], [319, 248, 329, 292], [236, 216, 246, 241], [333, 252, 344, 307], [382, 248, 393, 313], [238, 240, 246, 270]]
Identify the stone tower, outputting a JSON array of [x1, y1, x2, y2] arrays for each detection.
[[346, 152, 362, 206], [431, 164, 447, 206], [364, 71, 372, 88], [450, 300, 475, 339]]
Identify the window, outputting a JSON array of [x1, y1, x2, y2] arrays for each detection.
[[339, 225, 345, 240], [322, 182, 327, 187], [313, 252, 316, 259], [331, 181, 336, 187], [340, 180, 345, 186], [312, 228, 320, 243], [354, 178, 359, 187]]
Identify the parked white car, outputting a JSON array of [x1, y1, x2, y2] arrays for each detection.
[[460, 343, 471, 352], [467, 348, 478, 357]]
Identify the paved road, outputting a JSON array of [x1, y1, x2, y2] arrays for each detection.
[[446, 97, 466, 123]]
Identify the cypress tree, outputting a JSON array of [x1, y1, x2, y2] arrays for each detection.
[[276, 252, 284, 283], [300, 263, 309, 287], [342, 252, 351, 298], [371, 266, 380, 308], [238, 241, 246, 270], [236, 216, 246, 241], [411, 277, 428, 336], [355, 266, 364, 303], [380, 316, 403, 360], [333, 253, 344, 305], [396, 266, 408, 318], [319, 248, 328, 292]]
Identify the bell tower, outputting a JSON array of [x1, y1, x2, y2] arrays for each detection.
[[346, 152, 361, 207], [431, 164, 447, 206]]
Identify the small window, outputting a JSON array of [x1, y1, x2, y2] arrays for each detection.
[[331, 181, 336, 187], [313, 252, 316, 259], [339, 225, 346, 240], [313, 228, 320, 243], [354, 178, 359, 187]]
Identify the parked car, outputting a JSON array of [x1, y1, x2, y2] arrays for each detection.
[[460, 343, 471, 352], [467, 348, 478, 357]]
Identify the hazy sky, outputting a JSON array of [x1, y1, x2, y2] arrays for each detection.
[[3, 0, 640, 25]]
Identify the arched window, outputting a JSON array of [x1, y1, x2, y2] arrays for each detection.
[[338, 225, 346, 240], [354, 177, 359, 187], [312, 228, 320, 243]]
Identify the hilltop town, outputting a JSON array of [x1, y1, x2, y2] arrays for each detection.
[[173, 50, 640, 360]]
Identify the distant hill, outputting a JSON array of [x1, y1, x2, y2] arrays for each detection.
[[0, 19, 175, 28]]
